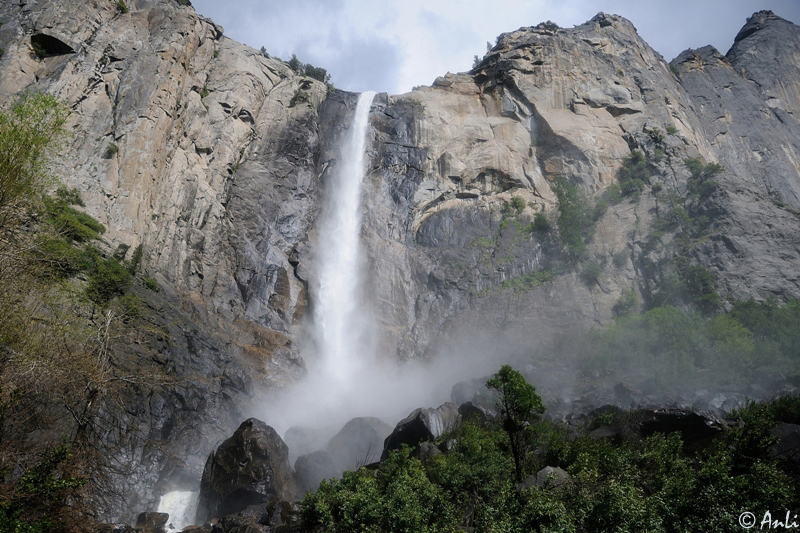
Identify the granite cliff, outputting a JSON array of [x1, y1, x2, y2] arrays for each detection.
[[0, 0, 798, 520]]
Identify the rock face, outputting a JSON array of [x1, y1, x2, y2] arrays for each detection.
[[196, 418, 296, 523], [2, 0, 800, 519]]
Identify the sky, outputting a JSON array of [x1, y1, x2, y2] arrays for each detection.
[[190, 0, 800, 95]]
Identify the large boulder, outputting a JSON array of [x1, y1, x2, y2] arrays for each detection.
[[382, 403, 462, 459], [325, 417, 393, 471], [216, 499, 301, 533], [638, 408, 724, 446], [294, 450, 340, 494], [196, 418, 296, 523]]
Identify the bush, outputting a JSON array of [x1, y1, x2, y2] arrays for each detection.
[[509, 195, 526, 214], [86, 258, 132, 304], [0, 93, 68, 220], [618, 150, 649, 195], [552, 177, 594, 261], [144, 277, 159, 292], [531, 211, 550, 233], [104, 142, 119, 158], [115, 0, 128, 13], [289, 88, 310, 107], [581, 260, 603, 285], [666, 125, 678, 135]]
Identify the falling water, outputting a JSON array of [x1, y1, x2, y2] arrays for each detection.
[[311, 90, 377, 388]]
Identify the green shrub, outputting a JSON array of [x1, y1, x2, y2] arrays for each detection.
[[685, 157, 722, 202], [44, 197, 106, 243], [0, 93, 68, 218], [127, 243, 143, 274], [531, 211, 550, 233], [612, 249, 628, 268], [552, 177, 594, 261], [115, 0, 128, 14], [509, 195, 526, 214], [618, 150, 649, 195], [289, 88, 310, 107], [144, 277, 159, 291], [646, 127, 664, 144], [666, 125, 678, 135], [55, 186, 84, 206], [86, 258, 132, 304], [581, 260, 603, 285], [104, 142, 119, 158]]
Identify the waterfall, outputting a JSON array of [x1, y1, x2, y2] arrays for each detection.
[[156, 490, 199, 532], [311, 90, 377, 389]]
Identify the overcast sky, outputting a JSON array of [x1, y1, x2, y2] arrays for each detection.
[[190, 0, 800, 95]]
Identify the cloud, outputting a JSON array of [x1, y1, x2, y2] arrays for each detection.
[[190, 0, 800, 94]]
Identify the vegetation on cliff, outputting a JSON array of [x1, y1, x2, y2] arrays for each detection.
[[0, 93, 163, 532]]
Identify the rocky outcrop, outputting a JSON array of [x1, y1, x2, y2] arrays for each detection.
[[196, 418, 296, 523]]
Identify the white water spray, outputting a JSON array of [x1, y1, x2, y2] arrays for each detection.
[[156, 490, 199, 532]]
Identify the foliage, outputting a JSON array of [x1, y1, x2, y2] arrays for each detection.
[[302, 448, 455, 533], [552, 177, 594, 261], [495, 269, 554, 292], [618, 150, 649, 196], [144, 277, 159, 292], [509, 195, 526, 214], [301, 390, 800, 532], [487, 365, 545, 481], [0, 93, 68, 223], [128, 243, 143, 275], [86, 257, 132, 304], [531, 211, 551, 234], [115, 0, 128, 14], [685, 157, 722, 203], [581, 260, 603, 285], [104, 142, 118, 158], [290, 88, 310, 108], [666, 125, 678, 135], [287, 53, 331, 84], [612, 287, 638, 316]]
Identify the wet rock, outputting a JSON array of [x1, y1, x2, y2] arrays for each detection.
[[294, 450, 340, 494], [325, 417, 393, 472], [196, 419, 296, 523], [451, 378, 495, 412], [458, 401, 491, 424], [382, 403, 462, 459], [215, 499, 300, 533], [135, 512, 169, 533]]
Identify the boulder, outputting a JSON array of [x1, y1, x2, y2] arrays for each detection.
[[638, 408, 724, 446], [216, 499, 301, 533], [284, 426, 331, 465], [325, 417, 393, 472], [196, 419, 296, 523], [294, 450, 340, 494], [518, 466, 570, 490], [382, 403, 462, 459], [458, 402, 491, 424], [451, 378, 495, 412], [135, 512, 168, 533]]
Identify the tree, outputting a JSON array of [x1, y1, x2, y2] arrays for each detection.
[[486, 365, 545, 481], [0, 92, 68, 227]]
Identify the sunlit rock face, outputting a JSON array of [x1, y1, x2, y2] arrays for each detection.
[[1, 0, 800, 520]]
